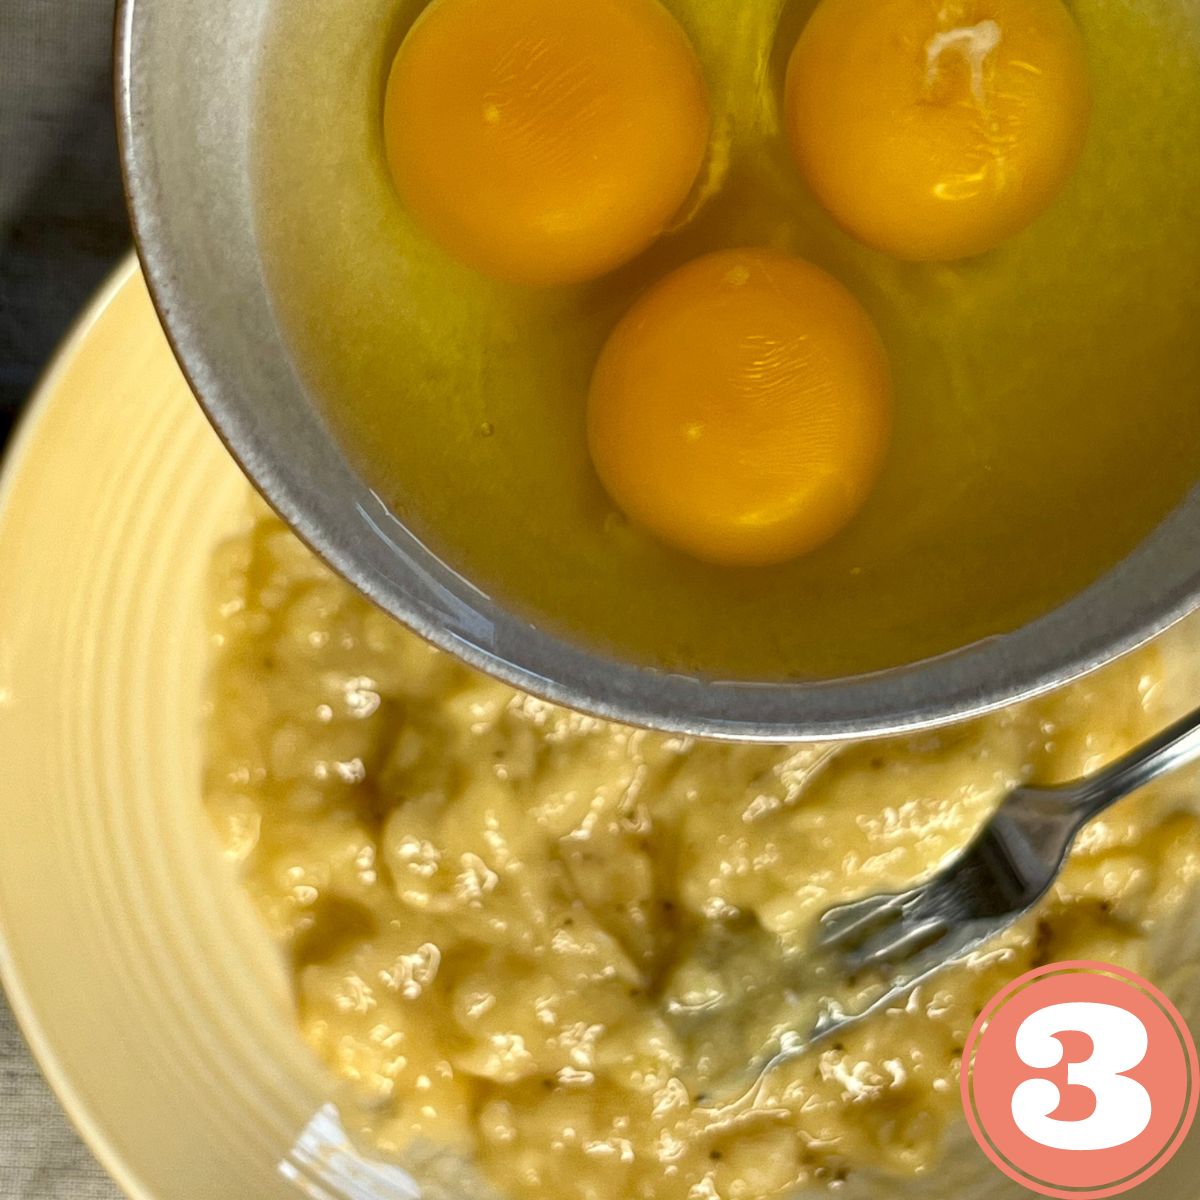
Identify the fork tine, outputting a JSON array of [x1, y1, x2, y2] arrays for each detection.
[[844, 912, 947, 973], [816, 884, 926, 951]]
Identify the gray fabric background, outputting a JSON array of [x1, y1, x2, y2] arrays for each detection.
[[0, 0, 130, 1196], [0, 996, 121, 1198], [0, 0, 130, 433]]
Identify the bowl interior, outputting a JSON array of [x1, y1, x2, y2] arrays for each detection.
[[116, 0, 1200, 740]]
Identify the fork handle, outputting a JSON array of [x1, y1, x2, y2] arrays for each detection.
[[1070, 702, 1200, 817]]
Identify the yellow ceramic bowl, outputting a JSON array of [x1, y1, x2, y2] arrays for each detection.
[[0, 260, 327, 1198], [2, 260, 1200, 1199]]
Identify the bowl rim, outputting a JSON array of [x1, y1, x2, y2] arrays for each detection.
[[113, 0, 1200, 742], [0, 254, 152, 1200]]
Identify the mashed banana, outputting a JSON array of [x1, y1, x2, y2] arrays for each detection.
[[204, 509, 1200, 1200]]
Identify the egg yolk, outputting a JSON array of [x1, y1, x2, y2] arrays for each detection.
[[784, 0, 1091, 262], [383, 0, 710, 287], [588, 249, 892, 568]]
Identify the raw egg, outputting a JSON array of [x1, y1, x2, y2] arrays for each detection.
[[588, 249, 892, 568], [383, 0, 711, 286], [784, 0, 1091, 261]]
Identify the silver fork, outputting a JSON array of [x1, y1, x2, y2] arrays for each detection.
[[776, 702, 1200, 1062]]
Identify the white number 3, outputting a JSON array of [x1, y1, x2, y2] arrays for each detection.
[[1011, 1002, 1151, 1151]]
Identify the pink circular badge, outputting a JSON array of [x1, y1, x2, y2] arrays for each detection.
[[962, 960, 1199, 1199]]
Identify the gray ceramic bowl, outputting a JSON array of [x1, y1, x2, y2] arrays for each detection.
[[114, 0, 1200, 741]]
